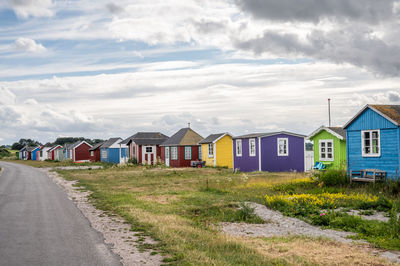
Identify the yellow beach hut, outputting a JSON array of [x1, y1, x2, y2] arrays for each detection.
[[198, 133, 233, 168]]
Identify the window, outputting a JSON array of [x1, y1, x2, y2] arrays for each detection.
[[236, 139, 242, 156], [277, 138, 289, 156], [198, 146, 202, 159], [208, 143, 214, 157], [40, 151, 43, 157], [184, 146, 192, 160], [171, 147, 178, 160], [362, 130, 380, 157], [319, 140, 334, 161], [101, 149, 107, 159], [146, 147, 153, 153], [90, 151, 94, 156], [249, 138, 256, 156]]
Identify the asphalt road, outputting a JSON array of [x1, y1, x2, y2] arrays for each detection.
[[0, 161, 121, 266]]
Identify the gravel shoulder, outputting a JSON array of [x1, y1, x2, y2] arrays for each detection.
[[221, 202, 400, 264], [43, 168, 163, 266]]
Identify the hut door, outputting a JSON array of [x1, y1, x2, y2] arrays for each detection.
[[165, 147, 170, 167]]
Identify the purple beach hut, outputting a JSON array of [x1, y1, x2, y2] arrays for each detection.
[[232, 132, 306, 172]]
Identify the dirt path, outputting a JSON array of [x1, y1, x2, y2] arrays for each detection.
[[43, 169, 163, 266], [221, 202, 400, 264]]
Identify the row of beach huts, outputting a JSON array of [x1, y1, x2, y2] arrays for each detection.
[[18, 105, 400, 179]]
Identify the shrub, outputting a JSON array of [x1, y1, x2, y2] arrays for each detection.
[[128, 157, 138, 164], [234, 202, 264, 223], [314, 168, 348, 186], [389, 202, 400, 238]]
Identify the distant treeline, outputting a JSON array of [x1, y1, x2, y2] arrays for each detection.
[[10, 137, 104, 150]]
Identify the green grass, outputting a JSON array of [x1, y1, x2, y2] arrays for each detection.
[[55, 167, 395, 265], [1, 159, 114, 168]]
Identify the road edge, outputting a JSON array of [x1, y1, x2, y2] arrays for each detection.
[[43, 168, 163, 266]]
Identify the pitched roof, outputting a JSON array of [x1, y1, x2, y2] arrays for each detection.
[[100, 138, 122, 148], [69, 141, 92, 149], [121, 132, 169, 145], [307, 126, 346, 140], [198, 133, 231, 144], [27, 146, 40, 152], [344, 104, 400, 129], [233, 131, 306, 139], [160, 128, 203, 146], [89, 141, 105, 151]]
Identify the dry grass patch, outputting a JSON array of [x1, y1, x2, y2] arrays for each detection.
[[245, 236, 394, 266], [138, 194, 179, 205]]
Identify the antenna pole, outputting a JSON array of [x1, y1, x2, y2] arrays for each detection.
[[328, 98, 331, 127]]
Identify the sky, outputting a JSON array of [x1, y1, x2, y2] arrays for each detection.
[[1, 0, 400, 145]]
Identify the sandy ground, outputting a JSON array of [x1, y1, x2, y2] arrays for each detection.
[[221, 202, 400, 264], [43, 169, 163, 266]]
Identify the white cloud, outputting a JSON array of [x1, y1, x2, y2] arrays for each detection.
[[14, 38, 47, 53], [8, 0, 54, 19]]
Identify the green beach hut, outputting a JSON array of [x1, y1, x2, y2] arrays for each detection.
[[308, 126, 346, 169]]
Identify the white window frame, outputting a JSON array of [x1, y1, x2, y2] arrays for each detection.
[[277, 138, 289, 156], [171, 146, 178, 160], [146, 146, 153, 153], [249, 138, 256, 157], [198, 145, 202, 159], [236, 139, 242, 157], [362, 129, 381, 157], [90, 151, 94, 156], [101, 149, 107, 159], [319, 139, 334, 161], [208, 143, 214, 157], [184, 146, 192, 160]]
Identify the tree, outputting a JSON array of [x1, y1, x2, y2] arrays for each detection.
[[11, 139, 41, 150]]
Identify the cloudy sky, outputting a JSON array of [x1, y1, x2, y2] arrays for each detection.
[[1, 0, 400, 144]]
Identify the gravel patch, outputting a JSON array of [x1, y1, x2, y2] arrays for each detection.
[[222, 202, 356, 243], [341, 209, 389, 222], [221, 202, 400, 264], [43, 169, 163, 266]]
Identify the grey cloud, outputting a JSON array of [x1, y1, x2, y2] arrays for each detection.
[[387, 91, 400, 102], [234, 27, 400, 76], [106, 3, 125, 14], [192, 19, 228, 34], [235, 0, 397, 24], [0, 105, 21, 126]]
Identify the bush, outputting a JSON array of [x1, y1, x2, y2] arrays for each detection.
[[314, 168, 348, 186], [128, 157, 138, 164], [0, 148, 11, 158]]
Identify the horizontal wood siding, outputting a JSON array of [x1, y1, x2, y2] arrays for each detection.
[[163, 145, 200, 167], [347, 128, 399, 178], [233, 138, 259, 172], [311, 130, 346, 169], [261, 134, 304, 172], [347, 108, 397, 131]]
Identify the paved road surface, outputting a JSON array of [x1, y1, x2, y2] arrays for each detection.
[[0, 161, 121, 266]]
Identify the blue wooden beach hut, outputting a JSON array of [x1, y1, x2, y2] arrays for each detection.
[[344, 104, 400, 179], [100, 138, 129, 164], [31, 146, 41, 161]]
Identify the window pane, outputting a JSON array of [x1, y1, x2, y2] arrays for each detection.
[[372, 131, 379, 138], [321, 142, 325, 147], [328, 153, 332, 158], [364, 132, 370, 139], [327, 142, 332, 147], [321, 154, 326, 158], [321, 148, 325, 152]]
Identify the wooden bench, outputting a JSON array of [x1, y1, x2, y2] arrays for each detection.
[[350, 169, 387, 183]]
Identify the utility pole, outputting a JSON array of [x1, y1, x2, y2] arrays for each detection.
[[328, 98, 331, 127]]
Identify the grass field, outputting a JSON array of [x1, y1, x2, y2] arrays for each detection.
[[55, 166, 396, 265]]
